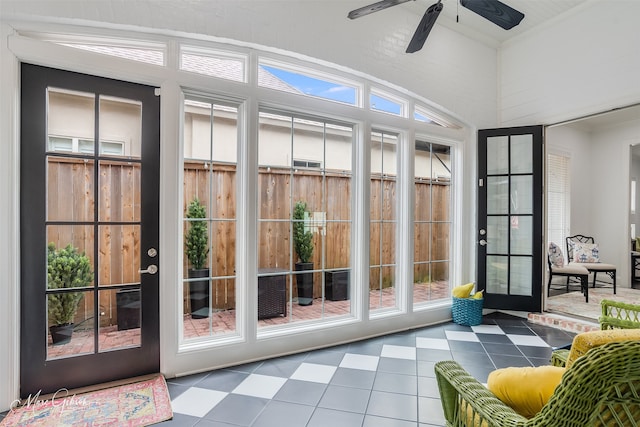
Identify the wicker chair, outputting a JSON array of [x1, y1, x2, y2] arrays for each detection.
[[435, 339, 640, 427], [551, 299, 640, 366]]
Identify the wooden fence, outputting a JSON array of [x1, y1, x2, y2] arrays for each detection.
[[47, 159, 450, 320]]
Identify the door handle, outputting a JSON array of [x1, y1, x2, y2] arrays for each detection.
[[479, 239, 487, 246], [139, 264, 158, 275]]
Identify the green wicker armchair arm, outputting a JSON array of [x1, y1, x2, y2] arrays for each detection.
[[434, 361, 528, 427], [600, 299, 640, 329], [550, 349, 569, 367]]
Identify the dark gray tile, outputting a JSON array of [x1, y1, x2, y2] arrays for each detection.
[[307, 408, 365, 427], [490, 354, 532, 369], [456, 362, 494, 383], [363, 414, 418, 427], [166, 372, 209, 387], [475, 333, 512, 344], [224, 361, 262, 374], [373, 372, 417, 395], [196, 370, 249, 392], [167, 383, 191, 400], [348, 340, 385, 355], [156, 412, 200, 426], [416, 360, 437, 378], [251, 401, 314, 427], [384, 333, 417, 347], [499, 325, 535, 335], [418, 396, 446, 426], [377, 358, 417, 375], [416, 349, 452, 362], [482, 342, 522, 356], [273, 379, 327, 406], [194, 420, 240, 426], [203, 394, 268, 426], [318, 384, 371, 413], [330, 367, 376, 389], [417, 376, 439, 398], [517, 345, 553, 359], [447, 340, 485, 353], [254, 359, 302, 378], [305, 350, 346, 366], [529, 357, 553, 367], [451, 351, 493, 368], [367, 390, 418, 422]]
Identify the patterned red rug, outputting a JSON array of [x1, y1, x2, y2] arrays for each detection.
[[2, 374, 172, 426]]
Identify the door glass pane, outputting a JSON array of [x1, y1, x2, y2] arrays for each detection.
[[98, 224, 141, 286], [99, 95, 142, 160], [98, 160, 141, 222], [487, 177, 508, 214], [487, 216, 508, 253], [47, 291, 95, 359], [99, 288, 141, 351], [511, 175, 533, 215], [511, 134, 532, 174], [510, 216, 532, 255], [47, 88, 95, 152], [46, 157, 95, 222], [486, 255, 508, 294], [510, 257, 532, 296], [486, 136, 508, 174]]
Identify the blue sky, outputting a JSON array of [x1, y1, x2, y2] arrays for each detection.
[[261, 65, 403, 115]]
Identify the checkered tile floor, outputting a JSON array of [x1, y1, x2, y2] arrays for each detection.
[[161, 313, 575, 427]]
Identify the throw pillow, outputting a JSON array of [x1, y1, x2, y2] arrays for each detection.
[[548, 242, 564, 268], [573, 242, 599, 263], [487, 365, 565, 418]]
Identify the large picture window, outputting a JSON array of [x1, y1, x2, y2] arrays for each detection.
[[182, 97, 239, 340], [258, 111, 353, 328]]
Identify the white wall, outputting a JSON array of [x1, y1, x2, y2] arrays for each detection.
[[500, 0, 640, 126]]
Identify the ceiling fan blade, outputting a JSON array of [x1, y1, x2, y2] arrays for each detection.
[[460, 0, 524, 30], [406, 1, 443, 53], [348, 0, 414, 20]]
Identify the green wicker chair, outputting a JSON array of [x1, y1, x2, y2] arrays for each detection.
[[435, 340, 640, 427], [551, 299, 640, 367]]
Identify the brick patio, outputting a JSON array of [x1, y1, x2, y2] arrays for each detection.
[[47, 281, 450, 359]]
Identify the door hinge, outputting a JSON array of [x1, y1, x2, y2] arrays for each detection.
[[479, 178, 484, 187]]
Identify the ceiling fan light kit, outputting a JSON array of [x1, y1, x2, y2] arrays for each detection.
[[348, 0, 525, 53]]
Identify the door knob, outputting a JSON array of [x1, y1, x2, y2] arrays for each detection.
[[479, 239, 487, 246], [139, 264, 158, 275]]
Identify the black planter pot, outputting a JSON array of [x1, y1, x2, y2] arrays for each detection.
[[189, 268, 210, 319], [116, 289, 141, 330], [295, 262, 314, 306], [50, 323, 74, 345]]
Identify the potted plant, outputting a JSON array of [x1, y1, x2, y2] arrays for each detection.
[[47, 243, 92, 345], [186, 197, 210, 318], [293, 201, 314, 305]]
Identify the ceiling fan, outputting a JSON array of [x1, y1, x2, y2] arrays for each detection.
[[347, 0, 525, 53]]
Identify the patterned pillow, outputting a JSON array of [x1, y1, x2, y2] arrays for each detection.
[[573, 242, 599, 263], [548, 242, 564, 268]]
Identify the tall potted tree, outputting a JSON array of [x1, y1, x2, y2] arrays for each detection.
[[293, 201, 314, 305], [186, 197, 210, 318], [47, 243, 93, 345]]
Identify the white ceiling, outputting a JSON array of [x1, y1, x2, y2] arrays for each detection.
[[381, 0, 589, 46]]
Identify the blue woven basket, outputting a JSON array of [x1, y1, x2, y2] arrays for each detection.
[[452, 297, 483, 326]]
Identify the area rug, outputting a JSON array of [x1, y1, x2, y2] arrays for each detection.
[[2, 374, 172, 426], [547, 287, 640, 321]]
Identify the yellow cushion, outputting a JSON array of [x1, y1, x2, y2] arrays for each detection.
[[487, 365, 565, 418], [452, 282, 475, 298], [566, 328, 640, 369]]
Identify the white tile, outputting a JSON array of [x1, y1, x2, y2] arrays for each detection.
[[507, 334, 549, 347], [171, 387, 227, 417], [381, 344, 416, 360], [290, 363, 337, 384], [471, 325, 504, 335], [232, 374, 287, 399], [444, 330, 480, 342], [416, 337, 450, 350], [340, 353, 380, 371]]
